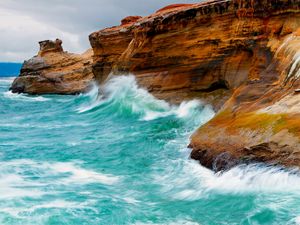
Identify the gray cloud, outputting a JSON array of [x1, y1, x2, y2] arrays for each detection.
[[0, 0, 201, 62]]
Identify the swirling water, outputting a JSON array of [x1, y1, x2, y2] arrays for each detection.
[[1, 76, 300, 225]]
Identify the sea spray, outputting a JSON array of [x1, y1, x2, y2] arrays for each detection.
[[275, 34, 300, 82], [274, 34, 296, 58], [287, 52, 300, 80], [3, 91, 50, 102], [157, 160, 300, 201], [77, 75, 214, 124]]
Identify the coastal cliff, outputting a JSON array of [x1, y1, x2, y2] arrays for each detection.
[[10, 39, 94, 94], [89, 0, 300, 170], [11, 0, 300, 170]]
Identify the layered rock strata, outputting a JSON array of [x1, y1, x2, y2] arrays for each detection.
[[89, 0, 300, 170], [10, 39, 94, 94]]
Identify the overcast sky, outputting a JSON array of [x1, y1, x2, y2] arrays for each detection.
[[0, 0, 201, 62]]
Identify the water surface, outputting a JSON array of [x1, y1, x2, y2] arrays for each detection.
[[1, 76, 300, 225]]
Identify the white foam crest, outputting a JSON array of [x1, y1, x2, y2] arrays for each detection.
[[142, 99, 211, 122], [275, 35, 296, 58], [0, 200, 98, 218], [204, 164, 300, 193], [123, 197, 140, 205], [176, 100, 214, 126], [77, 74, 169, 116], [77, 82, 100, 113], [274, 35, 300, 82], [3, 91, 49, 102], [287, 52, 300, 80], [51, 162, 119, 185], [0, 161, 48, 199], [0, 77, 16, 84], [103, 75, 171, 118], [295, 216, 300, 225], [0, 159, 119, 199], [0, 173, 44, 199], [156, 160, 300, 201], [77, 75, 215, 123], [176, 100, 200, 118]]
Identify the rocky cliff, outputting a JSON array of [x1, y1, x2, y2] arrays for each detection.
[[89, 0, 300, 170], [10, 0, 300, 171], [10, 39, 94, 94]]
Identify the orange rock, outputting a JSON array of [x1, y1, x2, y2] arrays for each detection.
[[89, 0, 300, 170], [10, 39, 94, 94], [156, 4, 194, 13], [295, 28, 300, 36], [121, 16, 142, 26]]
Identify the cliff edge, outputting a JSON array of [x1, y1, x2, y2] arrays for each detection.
[[89, 0, 300, 170]]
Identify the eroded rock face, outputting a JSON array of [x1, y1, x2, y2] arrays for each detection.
[[10, 40, 94, 95], [189, 28, 300, 171], [89, 0, 300, 170]]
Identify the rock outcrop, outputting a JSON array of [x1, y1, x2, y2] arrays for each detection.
[[10, 39, 94, 95], [89, 0, 300, 170], [190, 30, 300, 171]]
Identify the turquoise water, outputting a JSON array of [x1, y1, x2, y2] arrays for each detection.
[[1, 76, 300, 225]]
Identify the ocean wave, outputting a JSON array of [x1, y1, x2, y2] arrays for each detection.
[[156, 160, 300, 201], [0, 77, 16, 84], [51, 161, 119, 185], [77, 75, 215, 123], [204, 164, 300, 194], [0, 173, 45, 200], [3, 91, 49, 102], [294, 216, 300, 225], [0, 159, 119, 200], [0, 159, 117, 219]]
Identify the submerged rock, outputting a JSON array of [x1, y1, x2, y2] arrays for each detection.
[[10, 39, 94, 95]]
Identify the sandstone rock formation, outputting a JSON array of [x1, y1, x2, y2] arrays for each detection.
[[10, 39, 94, 95], [89, 0, 300, 170]]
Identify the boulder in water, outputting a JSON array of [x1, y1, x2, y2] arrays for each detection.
[[10, 39, 94, 95]]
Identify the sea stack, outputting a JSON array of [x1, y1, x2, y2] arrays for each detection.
[[10, 39, 94, 95]]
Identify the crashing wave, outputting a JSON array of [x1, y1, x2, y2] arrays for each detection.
[[156, 160, 300, 201], [77, 75, 215, 124], [3, 91, 49, 102]]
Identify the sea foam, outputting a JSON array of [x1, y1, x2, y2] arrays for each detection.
[[156, 159, 300, 201], [77, 75, 215, 123], [3, 91, 49, 102]]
